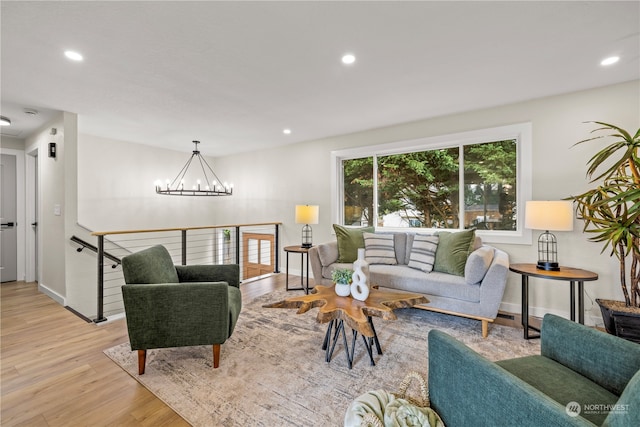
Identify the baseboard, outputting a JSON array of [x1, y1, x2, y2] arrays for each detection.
[[499, 301, 603, 327], [38, 283, 66, 306], [102, 312, 126, 324]]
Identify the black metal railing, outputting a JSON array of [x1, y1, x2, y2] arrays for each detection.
[[70, 235, 121, 267], [89, 222, 281, 323]]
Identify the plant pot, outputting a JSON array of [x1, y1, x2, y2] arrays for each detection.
[[596, 298, 640, 344], [334, 283, 351, 297]]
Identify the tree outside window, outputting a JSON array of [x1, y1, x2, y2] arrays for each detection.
[[340, 139, 517, 231]]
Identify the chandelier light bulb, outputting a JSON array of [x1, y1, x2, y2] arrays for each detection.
[[155, 141, 233, 196]]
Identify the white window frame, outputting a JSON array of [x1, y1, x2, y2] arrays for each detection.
[[331, 122, 532, 245]]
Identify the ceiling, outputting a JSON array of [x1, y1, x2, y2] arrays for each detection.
[[1, 1, 639, 157]]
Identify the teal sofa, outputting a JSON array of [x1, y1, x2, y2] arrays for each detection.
[[428, 314, 640, 426], [121, 245, 242, 374]]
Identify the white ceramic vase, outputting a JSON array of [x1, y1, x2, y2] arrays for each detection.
[[335, 282, 351, 297], [351, 248, 370, 301]]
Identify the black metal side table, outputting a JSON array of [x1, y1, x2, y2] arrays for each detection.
[[284, 245, 311, 294], [509, 263, 598, 339]]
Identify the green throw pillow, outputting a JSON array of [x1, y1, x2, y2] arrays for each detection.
[[333, 224, 375, 263], [433, 229, 476, 276]]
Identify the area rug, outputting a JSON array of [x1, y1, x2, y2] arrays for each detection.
[[104, 289, 540, 426]]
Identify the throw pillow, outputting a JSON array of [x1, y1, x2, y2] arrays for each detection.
[[333, 224, 375, 263], [433, 229, 476, 277], [464, 245, 494, 284], [363, 232, 397, 265], [408, 234, 439, 272]]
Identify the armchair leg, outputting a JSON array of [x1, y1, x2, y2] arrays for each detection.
[[138, 349, 147, 375], [213, 344, 220, 368]]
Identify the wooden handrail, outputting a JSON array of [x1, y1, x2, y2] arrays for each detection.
[[91, 222, 282, 236]]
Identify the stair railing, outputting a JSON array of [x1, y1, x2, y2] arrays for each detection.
[[90, 222, 281, 323]]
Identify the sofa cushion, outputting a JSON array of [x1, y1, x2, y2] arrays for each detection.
[[464, 246, 494, 285], [407, 234, 439, 273], [496, 355, 619, 426], [363, 232, 397, 265], [433, 229, 476, 276], [370, 265, 480, 302], [333, 224, 375, 263]]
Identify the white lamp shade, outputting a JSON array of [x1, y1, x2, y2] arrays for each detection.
[[295, 205, 319, 225], [525, 201, 574, 231]]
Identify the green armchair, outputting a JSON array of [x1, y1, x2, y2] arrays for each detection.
[[121, 245, 241, 374], [428, 314, 640, 426]]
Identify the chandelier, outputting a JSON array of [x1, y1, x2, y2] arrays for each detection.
[[155, 141, 233, 196]]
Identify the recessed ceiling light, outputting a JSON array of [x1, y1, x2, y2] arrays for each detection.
[[341, 53, 356, 65], [283, 128, 292, 135], [600, 56, 620, 66], [0, 116, 11, 126], [64, 50, 84, 61]]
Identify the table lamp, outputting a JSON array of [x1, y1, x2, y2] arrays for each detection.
[[525, 200, 574, 271], [295, 205, 319, 248]]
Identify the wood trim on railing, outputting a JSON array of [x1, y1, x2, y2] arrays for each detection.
[[89, 222, 282, 323], [91, 222, 283, 236]]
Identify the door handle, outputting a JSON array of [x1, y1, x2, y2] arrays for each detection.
[[1, 222, 15, 228], [31, 222, 38, 227]]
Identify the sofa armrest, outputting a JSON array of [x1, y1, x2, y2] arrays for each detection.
[[309, 246, 323, 283], [428, 329, 593, 427], [122, 282, 232, 349], [475, 248, 509, 318], [309, 241, 338, 283], [541, 313, 640, 396], [175, 264, 240, 288]]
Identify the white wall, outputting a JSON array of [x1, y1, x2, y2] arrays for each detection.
[[25, 114, 67, 302], [78, 135, 230, 231], [75, 80, 638, 325], [215, 80, 639, 325]]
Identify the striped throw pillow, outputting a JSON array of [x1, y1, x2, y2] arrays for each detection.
[[363, 233, 397, 265], [408, 234, 439, 272]]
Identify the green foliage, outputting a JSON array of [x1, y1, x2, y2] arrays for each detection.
[[342, 140, 517, 230], [569, 122, 640, 307], [331, 268, 353, 284]]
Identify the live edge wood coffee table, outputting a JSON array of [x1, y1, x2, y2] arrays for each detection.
[[263, 285, 429, 369]]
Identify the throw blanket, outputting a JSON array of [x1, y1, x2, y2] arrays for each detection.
[[344, 389, 444, 427]]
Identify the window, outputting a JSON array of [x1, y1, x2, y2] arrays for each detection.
[[334, 123, 532, 244]]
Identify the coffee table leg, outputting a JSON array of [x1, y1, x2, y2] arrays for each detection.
[[360, 334, 376, 366], [368, 316, 382, 355], [322, 319, 333, 351], [326, 320, 353, 369]]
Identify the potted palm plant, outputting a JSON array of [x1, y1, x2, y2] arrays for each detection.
[[569, 121, 640, 343]]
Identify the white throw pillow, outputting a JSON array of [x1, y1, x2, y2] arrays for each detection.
[[408, 234, 439, 272], [363, 232, 397, 265]]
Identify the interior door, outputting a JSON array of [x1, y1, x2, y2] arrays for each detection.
[[242, 233, 274, 280], [1, 154, 18, 282]]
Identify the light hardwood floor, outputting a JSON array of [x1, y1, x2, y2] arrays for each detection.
[[1, 275, 527, 426], [1, 276, 283, 426]]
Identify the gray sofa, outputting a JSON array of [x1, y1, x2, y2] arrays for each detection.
[[309, 231, 509, 337]]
